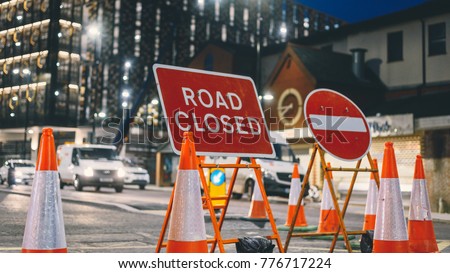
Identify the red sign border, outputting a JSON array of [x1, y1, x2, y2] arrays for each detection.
[[303, 88, 372, 162], [153, 64, 275, 158]]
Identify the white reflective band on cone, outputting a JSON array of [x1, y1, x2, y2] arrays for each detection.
[[22, 171, 67, 250], [409, 179, 432, 221], [288, 178, 301, 205], [252, 180, 263, 201], [321, 179, 335, 211], [168, 170, 206, 242], [374, 178, 407, 241], [364, 179, 378, 215], [288, 178, 304, 206]]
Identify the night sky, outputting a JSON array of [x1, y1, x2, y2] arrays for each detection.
[[296, 0, 429, 23]]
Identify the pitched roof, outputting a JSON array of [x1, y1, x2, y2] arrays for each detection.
[[273, 43, 386, 113]]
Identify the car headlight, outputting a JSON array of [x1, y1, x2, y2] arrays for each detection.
[[15, 171, 23, 177], [117, 168, 125, 178], [262, 169, 276, 180], [83, 167, 94, 177]]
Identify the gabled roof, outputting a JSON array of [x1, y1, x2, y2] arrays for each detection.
[[265, 43, 386, 113]]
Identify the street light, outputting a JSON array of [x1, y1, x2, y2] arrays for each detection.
[[263, 94, 274, 101], [87, 23, 101, 38], [91, 112, 105, 144], [122, 90, 130, 98]]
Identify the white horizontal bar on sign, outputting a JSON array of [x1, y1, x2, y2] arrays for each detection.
[[309, 114, 367, 132]]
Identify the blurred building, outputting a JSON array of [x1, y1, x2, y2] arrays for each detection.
[[0, 0, 83, 162], [82, 0, 344, 121], [188, 0, 450, 212], [296, 0, 450, 212], [0, 0, 343, 177], [80, 0, 344, 181]]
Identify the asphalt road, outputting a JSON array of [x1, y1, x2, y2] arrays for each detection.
[[0, 184, 449, 253]]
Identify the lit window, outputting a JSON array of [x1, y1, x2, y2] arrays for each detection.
[[221, 24, 227, 42], [229, 3, 235, 26], [215, 0, 220, 21], [243, 8, 249, 30], [198, 0, 204, 15]]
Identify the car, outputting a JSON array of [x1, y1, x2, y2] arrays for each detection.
[[204, 132, 306, 200], [0, 159, 35, 185], [122, 158, 150, 190], [57, 144, 125, 192]]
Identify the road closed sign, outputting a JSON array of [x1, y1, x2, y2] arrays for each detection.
[[153, 64, 274, 158], [304, 89, 372, 161]]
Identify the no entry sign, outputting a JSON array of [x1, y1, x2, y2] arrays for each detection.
[[304, 89, 371, 161], [153, 64, 274, 158]]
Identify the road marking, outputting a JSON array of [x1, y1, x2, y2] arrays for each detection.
[[0, 247, 21, 251], [0, 245, 155, 251], [438, 240, 450, 252], [287, 246, 353, 253]]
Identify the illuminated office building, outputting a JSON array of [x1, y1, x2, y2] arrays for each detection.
[[0, 0, 82, 128]]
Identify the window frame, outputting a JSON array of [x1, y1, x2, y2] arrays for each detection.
[[387, 31, 403, 63], [428, 22, 446, 56]]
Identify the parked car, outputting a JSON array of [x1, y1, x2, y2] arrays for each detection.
[[204, 132, 306, 200], [122, 158, 150, 190], [0, 159, 35, 185], [57, 144, 125, 192]]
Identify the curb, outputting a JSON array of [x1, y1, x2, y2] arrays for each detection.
[[0, 188, 146, 214]]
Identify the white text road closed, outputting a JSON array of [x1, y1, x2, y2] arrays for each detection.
[[174, 87, 261, 135], [153, 64, 274, 158]]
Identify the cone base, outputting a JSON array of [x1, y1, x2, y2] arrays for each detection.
[[408, 220, 439, 253], [350, 240, 361, 250], [277, 225, 317, 232], [317, 209, 340, 233], [240, 216, 270, 222], [363, 214, 376, 231], [22, 248, 67, 253], [246, 200, 267, 219], [304, 234, 356, 241], [166, 240, 208, 253], [285, 205, 308, 227], [373, 239, 409, 253]]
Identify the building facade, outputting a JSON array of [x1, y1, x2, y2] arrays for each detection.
[[82, 0, 344, 121], [297, 0, 450, 212], [0, 0, 83, 162]]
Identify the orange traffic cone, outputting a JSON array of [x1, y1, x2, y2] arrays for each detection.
[[317, 163, 340, 233], [363, 159, 379, 231], [373, 142, 409, 253], [309, 163, 354, 240], [241, 175, 268, 222], [247, 182, 269, 221], [166, 132, 208, 253], [408, 155, 438, 253], [278, 164, 317, 231], [22, 128, 67, 253]]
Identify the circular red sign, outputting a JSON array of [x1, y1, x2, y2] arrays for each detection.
[[304, 89, 371, 161]]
